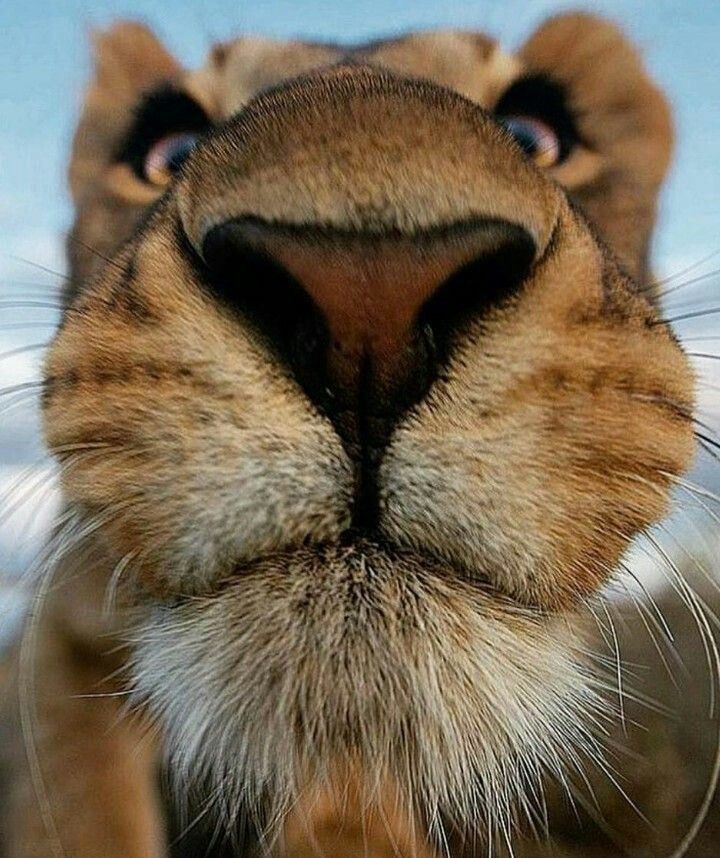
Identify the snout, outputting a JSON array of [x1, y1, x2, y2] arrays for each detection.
[[175, 66, 560, 511]]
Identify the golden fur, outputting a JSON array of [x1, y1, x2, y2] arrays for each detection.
[[0, 11, 707, 856]]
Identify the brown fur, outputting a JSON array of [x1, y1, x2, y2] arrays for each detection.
[[0, 12, 706, 857]]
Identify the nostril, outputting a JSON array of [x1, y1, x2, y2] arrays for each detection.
[[420, 221, 536, 359], [201, 220, 332, 402], [199, 216, 536, 421], [202, 221, 324, 348], [199, 215, 536, 441]]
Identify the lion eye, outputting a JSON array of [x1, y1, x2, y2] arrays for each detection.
[[498, 116, 561, 168], [143, 132, 200, 186]]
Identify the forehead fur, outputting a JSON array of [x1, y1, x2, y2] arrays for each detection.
[[185, 30, 521, 119]]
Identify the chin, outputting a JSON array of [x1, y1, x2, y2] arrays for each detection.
[[131, 540, 600, 839]]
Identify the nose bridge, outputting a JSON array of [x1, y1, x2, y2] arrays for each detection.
[[177, 64, 560, 255]]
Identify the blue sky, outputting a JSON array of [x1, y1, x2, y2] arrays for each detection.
[[0, 0, 719, 599]]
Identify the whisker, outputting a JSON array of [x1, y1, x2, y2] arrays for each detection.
[[669, 474, 720, 513], [655, 265, 720, 302], [103, 551, 138, 617], [0, 390, 42, 421], [693, 379, 720, 401], [0, 300, 62, 310], [0, 291, 62, 304], [618, 560, 676, 643], [618, 580, 685, 691], [0, 280, 60, 295], [644, 535, 715, 711], [647, 533, 720, 858], [16, 513, 85, 858], [680, 335, 720, 343], [0, 321, 58, 331], [695, 422, 720, 448], [168, 781, 228, 850], [660, 306, 720, 326], [0, 280, 61, 291], [0, 445, 117, 538], [650, 248, 720, 290], [603, 571, 681, 681], [696, 436, 720, 467], [71, 689, 138, 700], [597, 599, 625, 735], [0, 342, 49, 363], [4, 255, 67, 282], [688, 352, 720, 362], [0, 381, 44, 400], [0, 458, 56, 523], [66, 236, 126, 274]]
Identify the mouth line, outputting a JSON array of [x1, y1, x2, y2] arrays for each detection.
[[210, 530, 509, 604]]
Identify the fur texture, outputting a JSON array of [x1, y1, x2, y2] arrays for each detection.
[[0, 11, 702, 857]]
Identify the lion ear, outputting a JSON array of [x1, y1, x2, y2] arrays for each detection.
[[519, 13, 672, 286], [69, 21, 181, 204]]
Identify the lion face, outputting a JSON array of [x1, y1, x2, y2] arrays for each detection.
[[44, 13, 695, 846]]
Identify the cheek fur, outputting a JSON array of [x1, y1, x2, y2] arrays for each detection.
[[46, 401, 353, 594], [379, 301, 694, 609], [43, 249, 354, 594]]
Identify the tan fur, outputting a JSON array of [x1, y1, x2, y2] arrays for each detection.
[[279, 768, 439, 857], [1, 12, 702, 857]]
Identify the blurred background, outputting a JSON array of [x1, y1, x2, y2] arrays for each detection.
[[1, 0, 719, 642]]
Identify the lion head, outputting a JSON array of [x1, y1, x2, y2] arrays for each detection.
[[41, 12, 695, 852]]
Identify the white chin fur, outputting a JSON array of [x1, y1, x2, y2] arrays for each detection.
[[131, 543, 603, 841]]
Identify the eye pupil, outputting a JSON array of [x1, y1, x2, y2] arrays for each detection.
[[502, 118, 540, 155], [165, 136, 197, 170], [498, 116, 562, 169], [143, 132, 200, 186]]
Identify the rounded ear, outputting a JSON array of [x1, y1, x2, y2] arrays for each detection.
[[69, 21, 181, 204], [520, 13, 673, 289]]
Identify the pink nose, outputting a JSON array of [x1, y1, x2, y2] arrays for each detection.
[[202, 216, 534, 411]]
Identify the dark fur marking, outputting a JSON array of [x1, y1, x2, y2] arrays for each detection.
[[46, 362, 216, 395], [102, 251, 159, 324]]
